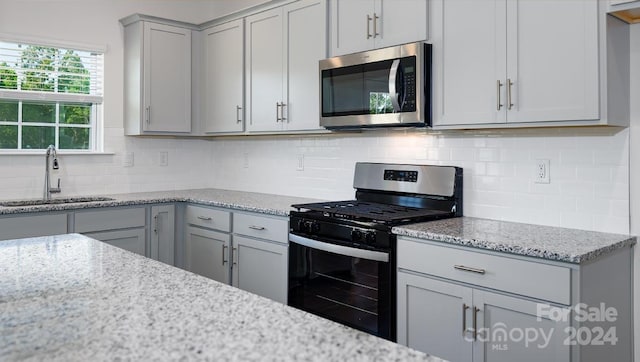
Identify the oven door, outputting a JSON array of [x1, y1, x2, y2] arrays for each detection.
[[288, 234, 394, 341]]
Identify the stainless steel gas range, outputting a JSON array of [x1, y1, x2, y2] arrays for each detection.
[[288, 162, 463, 341]]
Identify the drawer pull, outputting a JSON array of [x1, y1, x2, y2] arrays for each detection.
[[454, 265, 486, 275], [462, 303, 469, 336], [248, 225, 265, 231], [472, 307, 480, 340], [197, 216, 212, 221]]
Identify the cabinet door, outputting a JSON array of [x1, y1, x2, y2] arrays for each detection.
[[232, 235, 288, 303], [472, 290, 570, 362], [85, 228, 146, 257], [245, 8, 284, 132], [505, 0, 599, 123], [184, 225, 230, 284], [143, 22, 191, 133], [0, 213, 67, 241], [397, 271, 473, 362], [374, 0, 428, 49], [431, 0, 507, 126], [330, 0, 374, 56], [203, 20, 244, 134], [283, 0, 327, 131], [151, 205, 175, 266]]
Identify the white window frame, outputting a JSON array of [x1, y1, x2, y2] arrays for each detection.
[[0, 34, 105, 153]]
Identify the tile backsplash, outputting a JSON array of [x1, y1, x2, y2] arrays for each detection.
[[0, 127, 629, 235], [210, 127, 630, 234]]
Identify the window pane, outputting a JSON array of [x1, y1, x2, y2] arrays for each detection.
[[0, 125, 18, 149], [58, 50, 90, 94], [23, 102, 55, 123], [20, 46, 56, 92], [59, 127, 89, 149], [0, 62, 18, 90], [60, 103, 91, 125], [0, 100, 18, 122], [22, 126, 54, 149]]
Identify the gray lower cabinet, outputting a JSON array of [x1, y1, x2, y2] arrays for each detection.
[[0, 213, 68, 241], [83, 229, 147, 256], [397, 236, 633, 362], [75, 207, 148, 258], [183, 205, 288, 304], [232, 235, 288, 304], [151, 205, 175, 265], [184, 224, 230, 283]]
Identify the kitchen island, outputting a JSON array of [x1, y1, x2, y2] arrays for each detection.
[[0, 234, 441, 361]]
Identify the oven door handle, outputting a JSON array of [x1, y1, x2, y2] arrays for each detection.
[[289, 234, 389, 262]]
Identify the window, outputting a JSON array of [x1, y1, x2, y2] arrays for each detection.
[[0, 40, 103, 151]]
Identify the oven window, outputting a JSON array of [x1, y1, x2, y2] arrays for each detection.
[[288, 241, 391, 339]]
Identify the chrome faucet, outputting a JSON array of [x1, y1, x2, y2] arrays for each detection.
[[44, 145, 61, 201]]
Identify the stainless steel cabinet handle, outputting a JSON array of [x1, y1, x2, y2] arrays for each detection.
[[280, 103, 287, 122], [462, 303, 469, 335], [473, 307, 480, 340], [232, 247, 238, 265], [366, 14, 373, 39], [454, 265, 486, 275], [236, 105, 242, 123], [276, 102, 281, 122], [373, 13, 380, 38], [197, 216, 212, 221], [222, 244, 228, 265], [496, 80, 503, 111], [145, 106, 150, 124], [248, 225, 265, 231], [153, 215, 158, 234], [507, 78, 514, 110]]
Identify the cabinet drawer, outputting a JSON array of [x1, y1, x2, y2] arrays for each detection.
[[75, 207, 146, 233], [185, 205, 231, 232], [0, 213, 68, 240], [233, 213, 288, 244], [398, 238, 571, 304]]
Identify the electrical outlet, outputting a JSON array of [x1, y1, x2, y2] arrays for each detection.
[[243, 153, 249, 168], [159, 151, 168, 167], [535, 159, 550, 184], [123, 152, 134, 167], [297, 154, 304, 171]]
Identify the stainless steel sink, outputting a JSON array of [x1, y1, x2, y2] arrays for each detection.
[[0, 197, 115, 207]]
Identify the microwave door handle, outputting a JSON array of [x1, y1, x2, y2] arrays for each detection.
[[388, 59, 401, 112]]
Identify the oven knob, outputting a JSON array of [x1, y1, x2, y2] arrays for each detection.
[[309, 221, 320, 234], [351, 229, 362, 242], [365, 232, 376, 245], [296, 219, 307, 232]]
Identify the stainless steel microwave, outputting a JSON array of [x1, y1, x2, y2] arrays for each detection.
[[319, 42, 431, 129]]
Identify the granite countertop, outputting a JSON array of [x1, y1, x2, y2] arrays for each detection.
[[392, 217, 636, 264], [0, 234, 443, 361], [0, 189, 322, 217]]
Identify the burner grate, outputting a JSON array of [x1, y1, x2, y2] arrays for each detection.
[[293, 200, 451, 224]]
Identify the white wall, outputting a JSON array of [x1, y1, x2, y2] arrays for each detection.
[[210, 128, 629, 234], [628, 23, 640, 362], [0, 0, 220, 199]]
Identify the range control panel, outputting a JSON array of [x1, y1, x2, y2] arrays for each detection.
[[384, 169, 418, 183]]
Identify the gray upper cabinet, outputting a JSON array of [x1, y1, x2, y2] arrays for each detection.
[[330, 0, 428, 56], [202, 19, 245, 134], [245, 0, 327, 133], [122, 16, 193, 135]]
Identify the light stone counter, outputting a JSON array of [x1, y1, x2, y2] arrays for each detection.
[[0, 234, 444, 361], [392, 217, 636, 264], [0, 189, 322, 217]]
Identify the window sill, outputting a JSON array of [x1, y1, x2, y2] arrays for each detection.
[[0, 151, 115, 156]]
